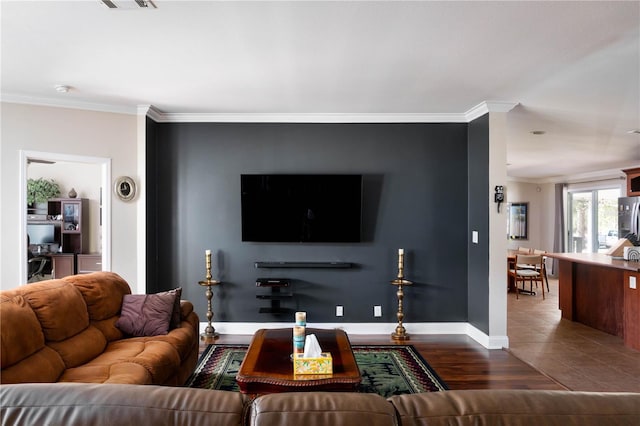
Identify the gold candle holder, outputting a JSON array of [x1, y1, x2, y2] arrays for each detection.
[[391, 248, 412, 341], [199, 250, 221, 341]]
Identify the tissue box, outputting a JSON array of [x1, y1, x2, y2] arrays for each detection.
[[293, 352, 333, 374]]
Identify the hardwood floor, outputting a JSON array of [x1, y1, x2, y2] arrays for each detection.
[[199, 277, 640, 392], [201, 333, 565, 391]]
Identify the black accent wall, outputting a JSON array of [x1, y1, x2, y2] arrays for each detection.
[[467, 114, 490, 334], [145, 116, 160, 293], [146, 122, 476, 324]]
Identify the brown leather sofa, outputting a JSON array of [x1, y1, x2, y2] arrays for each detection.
[[1, 383, 639, 426], [0, 272, 199, 386]]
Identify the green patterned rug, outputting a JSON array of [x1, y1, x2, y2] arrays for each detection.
[[185, 344, 448, 397]]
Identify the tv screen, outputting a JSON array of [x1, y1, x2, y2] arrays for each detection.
[[241, 174, 362, 243]]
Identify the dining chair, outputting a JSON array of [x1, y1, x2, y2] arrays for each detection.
[[518, 247, 532, 254], [509, 254, 545, 299], [533, 249, 550, 292]]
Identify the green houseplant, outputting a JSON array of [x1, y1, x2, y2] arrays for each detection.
[[27, 178, 61, 205]]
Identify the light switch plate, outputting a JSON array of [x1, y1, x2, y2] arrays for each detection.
[[374, 305, 382, 317], [472, 231, 479, 244], [630, 276, 637, 289]]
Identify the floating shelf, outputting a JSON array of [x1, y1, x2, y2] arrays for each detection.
[[256, 278, 290, 287], [258, 307, 294, 315], [256, 294, 293, 300], [256, 278, 293, 315], [255, 261, 352, 269]]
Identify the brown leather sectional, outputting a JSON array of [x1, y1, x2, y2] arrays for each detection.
[[0, 272, 199, 386], [2, 273, 639, 425], [1, 383, 639, 426]]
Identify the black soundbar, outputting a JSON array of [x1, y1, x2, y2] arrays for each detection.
[[255, 261, 353, 269]]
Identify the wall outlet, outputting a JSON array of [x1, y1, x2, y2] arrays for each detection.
[[374, 305, 382, 317], [630, 276, 637, 289], [336, 305, 344, 317]]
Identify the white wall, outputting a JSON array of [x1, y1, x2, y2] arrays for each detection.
[[28, 162, 102, 253], [0, 102, 138, 289], [487, 112, 509, 349], [505, 181, 555, 253]]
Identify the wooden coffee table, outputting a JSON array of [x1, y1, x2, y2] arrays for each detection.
[[236, 327, 361, 394]]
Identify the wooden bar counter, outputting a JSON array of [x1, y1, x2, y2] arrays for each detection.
[[546, 252, 640, 350]]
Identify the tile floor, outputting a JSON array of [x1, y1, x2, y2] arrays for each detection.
[[507, 277, 640, 392]]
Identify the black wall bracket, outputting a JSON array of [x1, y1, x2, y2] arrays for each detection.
[[255, 261, 353, 269]]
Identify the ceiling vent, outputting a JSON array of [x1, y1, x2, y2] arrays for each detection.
[[100, 0, 156, 9]]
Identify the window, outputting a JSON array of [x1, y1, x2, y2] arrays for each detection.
[[568, 188, 619, 253]]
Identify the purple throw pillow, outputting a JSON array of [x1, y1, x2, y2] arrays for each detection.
[[115, 292, 176, 336], [166, 287, 182, 329]]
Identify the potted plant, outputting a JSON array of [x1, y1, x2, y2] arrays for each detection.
[[27, 178, 61, 207]]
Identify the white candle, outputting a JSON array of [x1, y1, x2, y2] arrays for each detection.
[[205, 250, 211, 269]]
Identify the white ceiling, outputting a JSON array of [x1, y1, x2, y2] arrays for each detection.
[[2, 1, 639, 182]]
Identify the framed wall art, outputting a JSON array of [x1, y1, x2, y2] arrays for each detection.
[[507, 202, 528, 240]]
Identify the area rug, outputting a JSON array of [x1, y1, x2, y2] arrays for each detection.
[[185, 344, 448, 397]]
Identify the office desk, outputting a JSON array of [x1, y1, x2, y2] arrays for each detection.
[[77, 254, 102, 274], [50, 253, 75, 278]]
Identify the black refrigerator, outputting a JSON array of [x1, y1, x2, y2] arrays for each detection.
[[618, 196, 640, 239]]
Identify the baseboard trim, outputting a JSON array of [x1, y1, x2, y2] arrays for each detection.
[[200, 322, 508, 349], [466, 324, 509, 350]]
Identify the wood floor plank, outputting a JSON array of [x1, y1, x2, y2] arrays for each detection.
[[199, 333, 565, 391], [196, 278, 639, 392]]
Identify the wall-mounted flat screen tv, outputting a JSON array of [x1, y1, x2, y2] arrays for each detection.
[[241, 174, 362, 243]]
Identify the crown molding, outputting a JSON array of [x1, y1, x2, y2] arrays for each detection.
[[148, 112, 469, 123], [145, 101, 518, 123], [507, 166, 632, 185], [465, 101, 519, 122], [1, 93, 518, 124], [1, 93, 137, 115], [137, 104, 164, 122]]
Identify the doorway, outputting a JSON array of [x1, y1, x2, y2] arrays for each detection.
[[19, 150, 111, 282]]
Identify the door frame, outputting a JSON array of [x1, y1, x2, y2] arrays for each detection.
[[19, 150, 111, 282], [567, 187, 621, 253]]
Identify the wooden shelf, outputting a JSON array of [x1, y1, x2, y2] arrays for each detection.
[[46, 198, 89, 254]]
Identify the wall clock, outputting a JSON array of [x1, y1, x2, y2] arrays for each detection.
[[114, 176, 136, 202]]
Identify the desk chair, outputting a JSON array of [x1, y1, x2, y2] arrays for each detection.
[[28, 255, 49, 283], [509, 254, 545, 300]]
